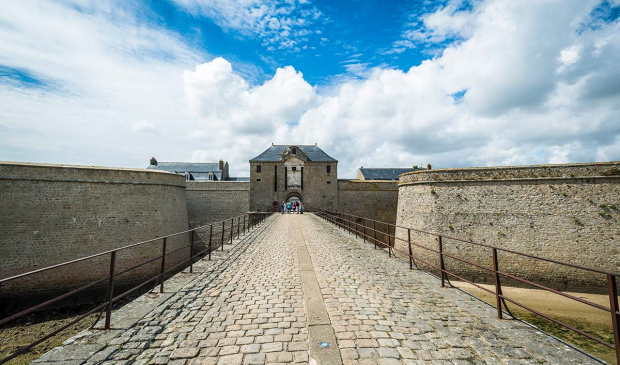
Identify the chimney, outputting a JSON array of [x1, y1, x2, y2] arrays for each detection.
[[219, 159, 223, 170], [150, 157, 157, 166], [427, 163, 432, 170]]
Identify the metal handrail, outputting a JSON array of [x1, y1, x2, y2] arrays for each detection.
[[316, 210, 620, 363], [0, 212, 272, 365]]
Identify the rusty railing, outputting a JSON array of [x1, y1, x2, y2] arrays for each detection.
[[316, 210, 620, 363], [0, 212, 272, 364]]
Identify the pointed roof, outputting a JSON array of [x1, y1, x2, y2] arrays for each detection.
[[250, 145, 337, 162]]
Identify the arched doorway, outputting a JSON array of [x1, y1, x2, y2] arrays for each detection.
[[285, 192, 302, 204]]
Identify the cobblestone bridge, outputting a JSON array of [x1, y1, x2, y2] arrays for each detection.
[[34, 214, 602, 365]]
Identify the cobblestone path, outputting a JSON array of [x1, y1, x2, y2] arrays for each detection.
[[34, 214, 602, 365]]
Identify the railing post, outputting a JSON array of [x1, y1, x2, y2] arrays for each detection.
[[386, 223, 391, 257], [189, 230, 194, 273], [493, 248, 503, 319], [438, 235, 445, 288], [230, 218, 234, 244], [237, 217, 240, 239], [607, 274, 620, 364], [160, 238, 167, 293], [373, 221, 377, 249], [355, 217, 358, 238], [348, 215, 351, 234], [105, 251, 116, 329], [208, 225, 213, 260], [408, 228, 413, 270], [363, 218, 366, 243], [243, 215, 246, 234], [221, 221, 225, 251]]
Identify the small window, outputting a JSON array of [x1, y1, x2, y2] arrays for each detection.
[[292, 148, 296, 155], [292, 166, 297, 171], [208, 175, 213, 181], [326, 166, 331, 173], [256, 178, 262, 182], [186, 174, 190, 181], [327, 181, 331, 184], [256, 165, 261, 173]]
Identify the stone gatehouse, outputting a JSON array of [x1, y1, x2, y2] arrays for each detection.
[[249, 144, 339, 212]]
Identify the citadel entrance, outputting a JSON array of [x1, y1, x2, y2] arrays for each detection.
[[286, 192, 302, 204]]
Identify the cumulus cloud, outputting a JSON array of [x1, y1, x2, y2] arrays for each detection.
[[2, 0, 619, 179], [183, 0, 620, 177]]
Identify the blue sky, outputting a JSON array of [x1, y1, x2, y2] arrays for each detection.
[[144, 0, 439, 86], [1, 0, 620, 177]]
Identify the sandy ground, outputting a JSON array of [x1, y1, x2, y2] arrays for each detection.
[[451, 281, 617, 364]]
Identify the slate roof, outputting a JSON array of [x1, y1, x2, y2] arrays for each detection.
[[147, 162, 220, 173], [227, 177, 250, 181], [359, 167, 423, 181], [250, 145, 337, 162]]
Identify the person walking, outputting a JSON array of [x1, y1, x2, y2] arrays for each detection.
[[280, 201, 285, 214], [287, 201, 292, 214], [299, 202, 304, 214]]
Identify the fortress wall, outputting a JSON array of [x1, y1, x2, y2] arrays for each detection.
[[0, 162, 189, 311], [395, 162, 620, 293], [186, 181, 250, 228], [338, 180, 399, 223]]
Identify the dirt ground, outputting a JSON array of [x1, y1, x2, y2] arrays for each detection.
[[451, 281, 617, 365], [0, 304, 104, 365]]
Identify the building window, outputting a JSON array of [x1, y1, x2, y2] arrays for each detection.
[[256, 165, 261, 173], [208, 174, 213, 181], [292, 166, 296, 171], [292, 148, 296, 155], [186, 174, 190, 181], [327, 181, 331, 184], [256, 178, 262, 182], [326, 166, 331, 173]]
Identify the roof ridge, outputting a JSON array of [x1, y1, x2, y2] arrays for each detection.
[[361, 167, 419, 169], [157, 161, 220, 164]]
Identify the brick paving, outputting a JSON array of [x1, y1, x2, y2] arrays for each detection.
[[34, 214, 603, 365]]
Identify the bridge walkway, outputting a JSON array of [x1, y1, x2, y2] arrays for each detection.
[[33, 214, 601, 365]]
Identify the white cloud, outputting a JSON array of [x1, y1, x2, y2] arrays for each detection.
[[131, 121, 159, 135], [0, 0, 205, 167], [168, 0, 322, 50], [1, 0, 620, 179], [180, 0, 620, 177]]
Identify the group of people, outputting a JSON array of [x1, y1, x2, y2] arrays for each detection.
[[281, 200, 303, 214]]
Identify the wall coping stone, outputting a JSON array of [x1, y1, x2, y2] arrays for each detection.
[[399, 161, 620, 184], [0, 161, 186, 187]]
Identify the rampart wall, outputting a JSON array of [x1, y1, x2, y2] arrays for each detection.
[[0, 162, 189, 313], [186, 181, 250, 228], [395, 162, 620, 293], [338, 180, 399, 223]]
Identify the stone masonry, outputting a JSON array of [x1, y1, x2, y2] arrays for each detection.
[[0, 162, 189, 312], [33, 214, 602, 365], [396, 161, 620, 292], [186, 181, 250, 228]]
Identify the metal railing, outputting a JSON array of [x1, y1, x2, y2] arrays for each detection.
[[0, 212, 272, 364], [316, 210, 620, 364]]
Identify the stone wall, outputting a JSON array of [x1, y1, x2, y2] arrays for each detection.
[[186, 181, 250, 228], [338, 180, 399, 223], [0, 162, 189, 313], [395, 162, 620, 293]]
